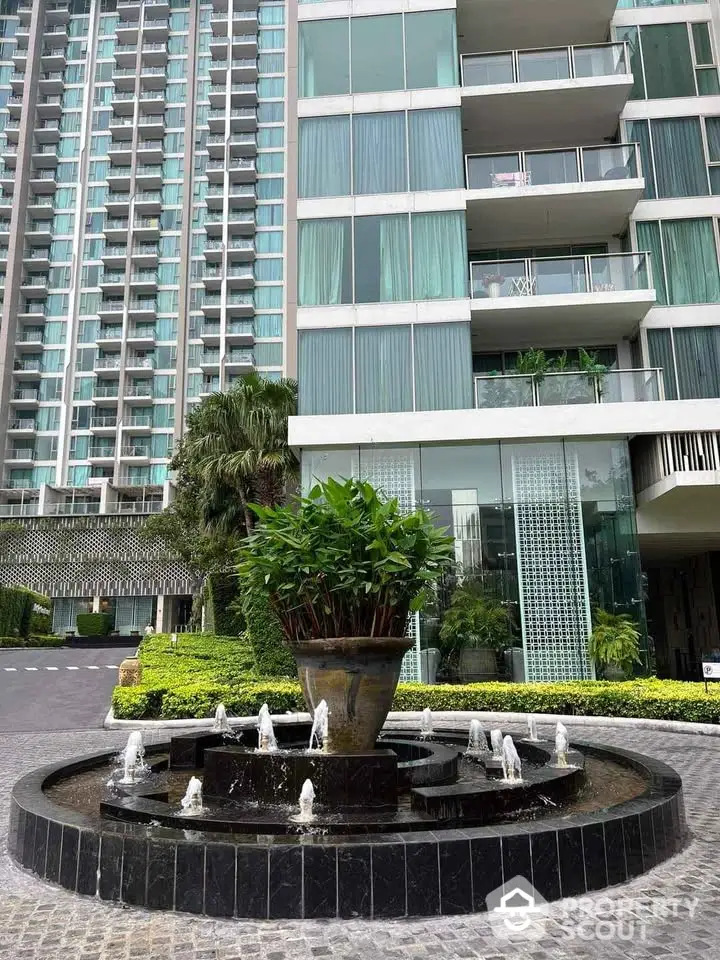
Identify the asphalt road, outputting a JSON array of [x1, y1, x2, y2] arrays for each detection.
[[0, 646, 129, 732]]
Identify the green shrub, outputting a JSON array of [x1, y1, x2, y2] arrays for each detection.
[[0, 586, 31, 637], [0, 634, 64, 648], [206, 572, 244, 636], [76, 612, 113, 636], [242, 589, 295, 677]]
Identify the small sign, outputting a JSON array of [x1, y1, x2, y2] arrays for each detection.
[[703, 662, 720, 679]]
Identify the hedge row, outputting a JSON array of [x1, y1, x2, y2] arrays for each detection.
[[111, 676, 720, 723], [0, 635, 64, 648], [0, 585, 51, 638]]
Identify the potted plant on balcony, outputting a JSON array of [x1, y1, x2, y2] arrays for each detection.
[[238, 477, 454, 753], [438, 581, 514, 681], [588, 608, 641, 680], [482, 273, 506, 298], [579, 347, 608, 401]]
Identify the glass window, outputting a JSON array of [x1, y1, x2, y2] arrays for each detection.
[[404, 11, 459, 89], [356, 325, 412, 413], [257, 178, 284, 199], [299, 19, 349, 97], [647, 328, 677, 400], [674, 327, 720, 398], [409, 108, 464, 190], [692, 22, 714, 64], [255, 258, 283, 281], [354, 215, 410, 303], [255, 342, 283, 366], [651, 118, 708, 197], [255, 314, 283, 337], [415, 322, 473, 411], [299, 115, 350, 198], [663, 218, 720, 304], [299, 329, 353, 415], [352, 112, 406, 194], [351, 15, 404, 94], [298, 218, 352, 306], [641, 24, 695, 99], [411, 211, 468, 300]]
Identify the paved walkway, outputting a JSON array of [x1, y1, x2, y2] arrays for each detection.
[[1, 721, 719, 959]]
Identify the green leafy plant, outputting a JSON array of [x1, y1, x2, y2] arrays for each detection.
[[439, 582, 513, 655], [240, 589, 296, 676], [588, 609, 641, 675], [238, 477, 455, 643], [514, 348, 551, 380], [76, 612, 114, 637]]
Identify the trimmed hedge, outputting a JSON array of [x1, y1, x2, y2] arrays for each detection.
[[0, 586, 52, 639], [76, 612, 113, 637], [0, 634, 64, 648], [206, 572, 244, 637], [241, 589, 295, 677]]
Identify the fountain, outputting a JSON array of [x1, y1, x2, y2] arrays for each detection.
[[256, 703, 278, 752], [212, 703, 232, 734], [501, 735, 522, 782], [419, 708, 434, 738], [490, 728, 504, 759], [119, 731, 146, 784], [526, 715, 540, 742], [466, 719, 489, 757], [555, 722, 570, 767], [291, 778, 316, 823], [179, 776, 204, 815], [308, 699, 328, 752]]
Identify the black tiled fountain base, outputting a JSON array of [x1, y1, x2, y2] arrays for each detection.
[[9, 738, 688, 920]]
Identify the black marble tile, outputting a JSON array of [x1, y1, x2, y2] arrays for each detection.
[[32, 817, 48, 877], [603, 819, 627, 886], [303, 846, 337, 919], [623, 814, 644, 878], [406, 840, 439, 916], [76, 831, 100, 896], [530, 830, 560, 903], [502, 833, 532, 888], [21, 812, 36, 869], [661, 799, 677, 855], [45, 820, 63, 883], [371, 842, 406, 918], [558, 827, 586, 897], [59, 825, 79, 891], [204, 843, 235, 917], [176, 842, 205, 915], [236, 846, 268, 919], [337, 845, 371, 919], [439, 838, 472, 915], [14, 806, 26, 865], [268, 846, 302, 920], [652, 805, 667, 862], [8, 802, 19, 858], [470, 835, 503, 911], [639, 810, 657, 870], [582, 823, 607, 892], [121, 837, 147, 907], [99, 834, 123, 901], [147, 841, 175, 911]]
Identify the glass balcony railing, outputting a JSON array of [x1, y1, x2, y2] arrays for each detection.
[[470, 252, 653, 299], [474, 368, 664, 409], [461, 42, 629, 87], [467, 144, 640, 189]]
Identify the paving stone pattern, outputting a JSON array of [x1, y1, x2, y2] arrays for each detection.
[[1, 722, 719, 959]]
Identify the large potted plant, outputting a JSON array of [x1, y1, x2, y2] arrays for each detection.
[[588, 608, 641, 680], [439, 582, 513, 681], [238, 477, 454, 753]]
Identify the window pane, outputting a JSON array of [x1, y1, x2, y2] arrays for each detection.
[[692, 22, 714, 64], [674, 327, 720, 398], [404, 10, 459, 89], [355, 326, 412, 413], [616, 26, 646, 100], [354, 215, 410, 303], [412, 211, 468, 300], [663, 218, 720, 304], [626, 119, 655, 199], [298, 219, 352, 306], [651, 118, 708, 197], [352, 112, 407, 194], [299, 19, 349, 97], [646, 328, 677, 400], [409, 108, 464, 190], [414, 322, 473, 410], [697, 67, 720, 95], [641, 24, 695, 98], [298, 329, 353, 414], [351, 15, 404, 94], [299, 116, 350, 197], [636, 220, 667, 305]]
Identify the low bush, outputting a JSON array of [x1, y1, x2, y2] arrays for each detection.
[[206, 572, 244, 637], [241, 589, 295, 677], [0, 585, 50, 638], [0, 634, 64, 648], [76, 612, 113, 637]]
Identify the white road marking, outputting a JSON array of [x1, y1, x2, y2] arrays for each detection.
[[86, 665, 100, 670], [3, 667, 16, 672], [24, 667, 38, 671], [66, 666, 79, 670], [45, 667, 59, 671], [105, 665, 118, 669]]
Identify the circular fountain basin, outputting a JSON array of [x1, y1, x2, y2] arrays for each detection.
[[9, 722, 688, 920]]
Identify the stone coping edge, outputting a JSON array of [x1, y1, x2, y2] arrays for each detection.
[[104, 708, 720, 736]]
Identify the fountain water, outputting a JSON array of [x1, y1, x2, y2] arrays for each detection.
[[294, 779, 316, 823], [555, 722, 569, 767], [212, 703, 231, 734], [466, 719, 490, 757], [119, 731, 146, 784], [490, 728, 504, 759], [256, 703, 278, 753], [420, 708, 434, 738], [180, 776, 204, 815], [501, 735, 522, 782], [526, 715, 540, 742], [308, 699, 329, 752]]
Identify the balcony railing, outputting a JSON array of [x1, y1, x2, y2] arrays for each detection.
[[461, 42, 628, 87], [46, 501, 100, 516], [474, 368, 664, 410], [470, 252, 652, 299], [466, 143, 640, 190], [110, 500, 163, 515], [0, 502, 38, 517], [633, 431, 720, 494]]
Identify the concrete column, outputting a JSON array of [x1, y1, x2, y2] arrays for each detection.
[[155, 594, 166, 633]]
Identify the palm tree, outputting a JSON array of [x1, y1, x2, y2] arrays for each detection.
[[178, 373, 298, 535]]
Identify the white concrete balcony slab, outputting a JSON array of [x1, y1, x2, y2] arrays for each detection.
[[458, 0, 617, 51], [465, 143, 644, 244], [469, 252, 655, 347], [461, 43, 632, 151]]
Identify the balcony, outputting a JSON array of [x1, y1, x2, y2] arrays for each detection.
[[129, 270, 158, 291], [37, 95, 63, 120], [93, 386, 120, 402], [41, 47, 66, 72], [35, 120, 61, 144], [226, 319, 254, 342], [128, 298, 157, 319], [8, 418, 36, 434], [90, 415, 118, 433], [27, 196, 54, 219], [0, 502, 39, 517], [7, 448, 36, 464], [132, 243, 159, 266], [138, 113, 165, 138], [461, 42, 632, 151], [475, 368, 663, 410], [469, 252, 655, 345], [465, 143, 644, 244], [124, 384, 154, 402], [94, 356, 122, 375], [225, 349, 254, 370], [45, 501, 101, 516], [39, 72, 65, 95], [136, 137, 164, 161], [115, 19, 139, 43], [105, 192, 131, 215], [88, 446, 116, 462], [120, 445, 151, 462], [226, 293, 254, 317], [20, 276, 49, 296], [108, 499, 162, 515], [135, 165, 163, 189], [98, 300, 125, 319], [142, 42, 168, 67], [23, 248, 50, 271], [13, 359, 42, 375], [139, 65, 167, 90], [125, 354, 155, 372], [110, 116, 135, 140], [122, 414, 152, 432], [107, 166, 132, 188], [102, 245, 128, 266], [134, 191, 162, 214], [138, 90, 166, 114], [127, 324, 155, 346], [226, 266, 254, 289], [142, 18, 170, 42], [100, 272, 126, 293]]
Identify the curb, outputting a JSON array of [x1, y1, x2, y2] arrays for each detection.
[[104, 707, 720, 737]]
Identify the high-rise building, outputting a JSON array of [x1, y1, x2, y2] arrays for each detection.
[[2, 0, 720, 674]]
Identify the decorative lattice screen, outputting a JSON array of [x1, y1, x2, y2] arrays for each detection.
[[512, 450, 594, 682]]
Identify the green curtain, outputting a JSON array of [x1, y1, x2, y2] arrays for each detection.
[[414, 322, 473, 410], [298, 219, 351, 306], [674, 327, 720, 398], [646, 328, 678, 400], [636, 221, 667, 305], [706, 117, 720, 162], [379, 215, 410, 302], [355, 325, 413, 413], [626, 120, 655, 199], [663, 218, 720, 305], [640, 24, 695, 99], [411, 211, 467, 300], [298, 329, 353, 415], [409, 108, 464, 190], [651, 118, 708, 197], [352, 112, 406, 194]]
